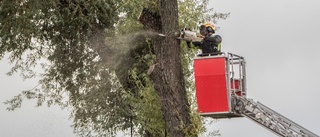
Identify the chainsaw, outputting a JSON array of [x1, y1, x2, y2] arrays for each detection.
[[158, 30, 203, 42]]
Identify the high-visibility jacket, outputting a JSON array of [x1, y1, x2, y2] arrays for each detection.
[[193, 34, 222, 54]]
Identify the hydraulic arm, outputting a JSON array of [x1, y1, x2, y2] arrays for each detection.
[[233, 96, 319, 137]]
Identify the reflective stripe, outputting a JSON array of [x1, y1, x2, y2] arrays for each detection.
[[211, 34, 221, 52]]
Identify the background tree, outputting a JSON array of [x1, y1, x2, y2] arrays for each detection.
[[1, 0, 228, 136]]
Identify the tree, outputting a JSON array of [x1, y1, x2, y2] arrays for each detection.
[[1, 1, 131, 136], [144, 0, 192, 136], [1, 0, 228, 136]]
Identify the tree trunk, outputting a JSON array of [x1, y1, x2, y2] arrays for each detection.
[[142, 0, 192, 136]]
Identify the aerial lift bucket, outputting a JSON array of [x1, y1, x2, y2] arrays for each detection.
[[194, 52, 246, 118], [194, 53, 319, 136]]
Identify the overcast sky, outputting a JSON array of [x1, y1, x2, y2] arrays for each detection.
[[0, 61, 75, 136], [1, 0, 320, 137], [208, 0, 320, 136]]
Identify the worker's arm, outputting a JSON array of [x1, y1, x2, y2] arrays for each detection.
[[188, 35, 221, 48], [191, 41, 201, 47], [204, 35, 222, 44], [184, 37, 202, 48], [185, 40, 201, 48], [201, 35, 222, 52]]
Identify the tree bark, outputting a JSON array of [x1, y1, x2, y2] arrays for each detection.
[[140, 0, 192, 136]]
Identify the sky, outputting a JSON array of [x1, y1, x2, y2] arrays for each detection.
[[0, 60, 75, 136], [207, 0, 320, 136], [1, 0, 320, 137]]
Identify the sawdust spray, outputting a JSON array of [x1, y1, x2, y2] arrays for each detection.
[[91, 30, 160, 70]]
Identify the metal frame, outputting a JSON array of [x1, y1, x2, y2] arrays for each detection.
[[225, 52, 247, 113]]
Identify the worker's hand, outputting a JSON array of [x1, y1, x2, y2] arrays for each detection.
[[184, 37, 192, 42], [197, 34, 205, 38], [191, 37, 203, 42]]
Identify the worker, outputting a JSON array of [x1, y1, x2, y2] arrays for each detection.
[[187, 23, 222, 55]]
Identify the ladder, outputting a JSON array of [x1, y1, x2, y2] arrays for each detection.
[[232, 96, 319, 137]]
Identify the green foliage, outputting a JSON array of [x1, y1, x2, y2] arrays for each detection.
[[1, 0, 129, 136], [1, 0, 228, 136], [127, 65, 166, 136], [178, 0, 229, 29]]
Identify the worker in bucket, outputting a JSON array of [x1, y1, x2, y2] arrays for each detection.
[[186, 23, 222, 55]]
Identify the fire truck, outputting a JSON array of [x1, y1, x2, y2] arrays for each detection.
[[194, 52, 319, 137]]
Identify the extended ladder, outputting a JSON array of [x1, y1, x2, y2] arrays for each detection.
[[233, 96, 319, 137]]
